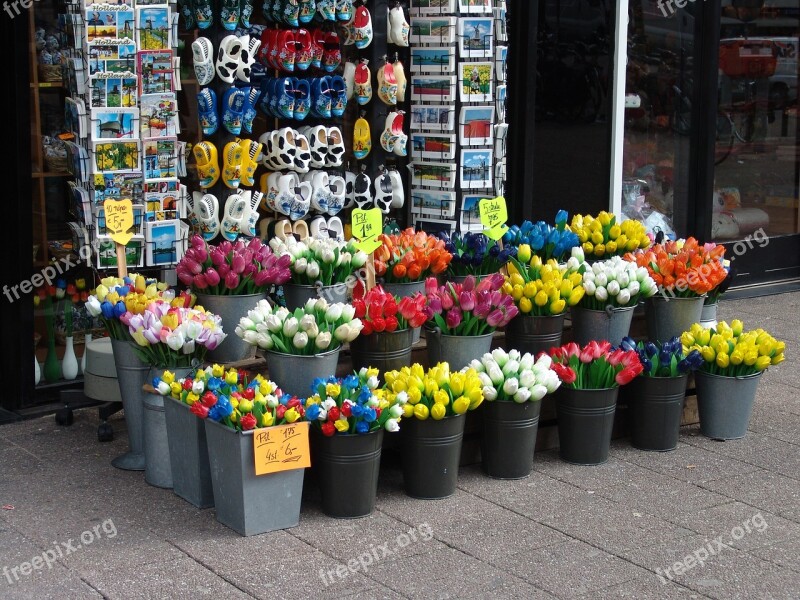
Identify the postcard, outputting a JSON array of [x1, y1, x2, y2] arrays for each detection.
[[138, 50, 174, 95], [410, 46, 455, 74], [143, 179, 180, 221], [410, 75, 457, 103], [146, 219, 181, 266], [409, 16, 457, 44], [458, 17, 493, 58], [139, 93, 179, 138], [410, 0, 456, 16], [89, 76, 138, 108], [459, 105, 494, 146], [92, 171, 144, 205], [459, 195, 484, 232], [411, 189, 457, 218], [65, 97, 88, 139], [91, 107, 139, 141], [96, 237, 145, 270], [460, 148, 493, 189], [142, 137, 177, 179], [95, 203, 144, 238], [458, 0, 491, 15], [410, 161, 457, 189], [459, 61, 494, 102], [410, 104, 455, 131], [411, 133, 457, 161], [85, 8, 135, 44], [136, 6, 171, 51], [92, 140, 140, 172]]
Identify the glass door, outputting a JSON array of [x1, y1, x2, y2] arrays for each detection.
[[712, 0, 800, 283]]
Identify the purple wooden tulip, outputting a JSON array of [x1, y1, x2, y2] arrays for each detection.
[[190, 235, 206, 250], [193, 245, 208, 263], [210, 249, 226, 266], [441, 292, 454, 310], [459, 290, 475, 312], [177, 267, 194, 286], [253, 268, 271, 287], [217, 263, 231, 279], [462, 275, 476, 292], [231, 254, 246, 274], [243, 263, 257, 278], [241, 248, 254, 265], [277, 254, 291, 270], [446, 307, 463, 329], [248, 237, 262, 252], [193, 274, 209, 289], [225, 271, 240, 289], [486, 309, 505, 328], [429, 296, 442, 314], [205, 267, 220, 286], [219, 240, 233, 255]]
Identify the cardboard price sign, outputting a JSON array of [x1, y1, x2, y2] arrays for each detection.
[[351, 208, 383, 254], [103, 199, 134, 246], [479, 196, 509, 241], [253, 421, 310, 476]]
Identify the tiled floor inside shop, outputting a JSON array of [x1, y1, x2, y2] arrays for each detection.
[[1, 292, 800, 599]]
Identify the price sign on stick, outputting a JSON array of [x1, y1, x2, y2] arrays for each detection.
[[253, 422, 311, 476], [103, 199, 134, 278], [479, 196, 509, 241], [351, 208, 383, 254]]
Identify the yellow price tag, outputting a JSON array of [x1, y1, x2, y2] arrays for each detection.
[[479, 196, 509, 241], [351, 208, 383, 254], [103, 199, 134, 246], [253, 422, 311, 476]]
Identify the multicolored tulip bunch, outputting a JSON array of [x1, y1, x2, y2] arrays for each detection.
[[423, 274, 518, 336], [624, 237, 727, 298], [235, 298, 363, 355], [569, 211, 651, 258], [152, 365, 306, 431], [351, 286, 427, 335], [119, 300, 226, 367], [177, 235, 291, 296], [503, 210, 580, 262], [468, 348, 561, 403], [85, 275, 180, 339], [503, 257, 584, 316], [549, 341, 644, 389], [681, 320, 785, 377], [437, 231, 514, 277], [373, 228, 452, 283], [305, 369, 403, 435], [383, 363, 484, 420], [568, 250, 658, 310], [620, 336, 703, 377], [269, 236, 368, 287]]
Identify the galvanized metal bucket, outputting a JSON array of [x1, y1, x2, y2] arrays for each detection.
[[570, 305, 635, 347], [282, 283, 348, 311], [110, 339, 149, 471], [625, 374, 688, 451], [504, 314, 565, 357], [699, 302, 719, 330], [349, 328, 414, 375], [482, 400, 542, 479], [195, 292, 264, 364], [556, 386, 619, 465], [265, 348, 340, 398], [401, 413, 466, 499], [695, 370, 762, 440], [311, 427, 384, 518], [143, 366, 193, 489], [645, 295, 705, 342], [164, 397, 214, 508], [381, 281, 426, 344], [426, 329, 493, 370], [205, 419, 304, 535]]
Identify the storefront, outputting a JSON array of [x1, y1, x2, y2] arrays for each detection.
[[5, 0, 800, 413]]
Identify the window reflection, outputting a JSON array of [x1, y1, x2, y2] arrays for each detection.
[[713, 0, 800, 240]]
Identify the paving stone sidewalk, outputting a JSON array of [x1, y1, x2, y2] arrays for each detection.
[[1, 293, 799, 599]]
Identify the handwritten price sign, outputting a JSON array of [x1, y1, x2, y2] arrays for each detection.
[[103, 199, 134, 246], [351, 208, 383, 254], [479, 196, 509, 241], [253, 421, 310, 476]]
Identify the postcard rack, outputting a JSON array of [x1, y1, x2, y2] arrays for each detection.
[[408, 0, 508, 234]]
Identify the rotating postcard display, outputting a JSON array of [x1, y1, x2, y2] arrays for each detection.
[[181, 1, 412, 246], [62, 0, 185, 270], [408, 0, 507, 233]]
